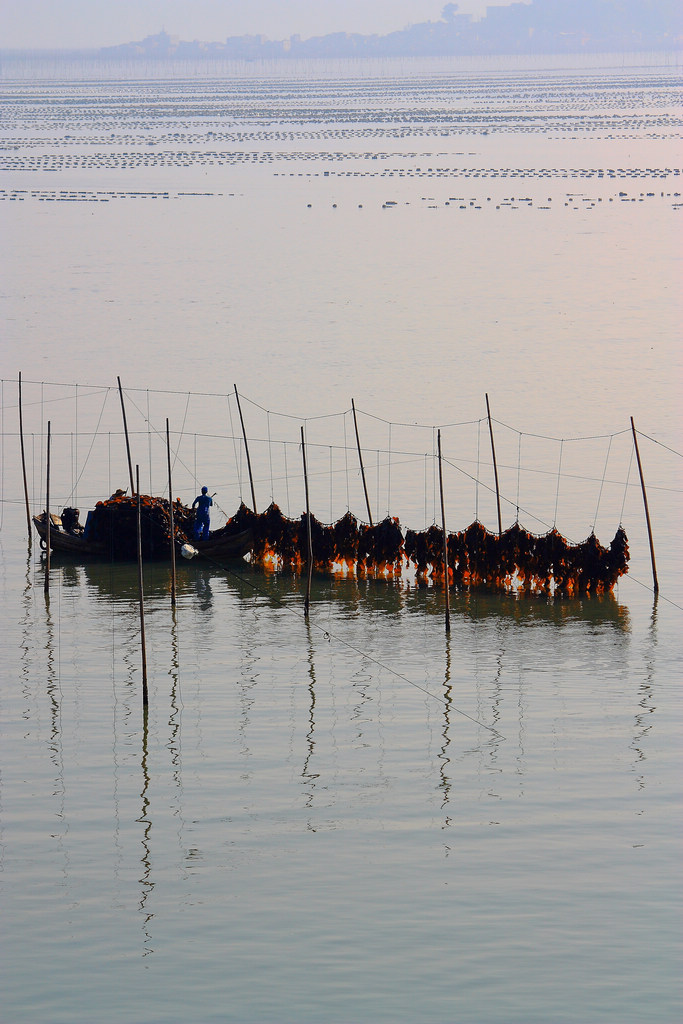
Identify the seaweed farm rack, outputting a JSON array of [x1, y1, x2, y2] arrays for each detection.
[[4, 375, 670, 602]]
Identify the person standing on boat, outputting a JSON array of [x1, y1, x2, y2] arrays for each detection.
[[192, 486, 213, 541]]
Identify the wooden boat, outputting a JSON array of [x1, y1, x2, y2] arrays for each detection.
[[33, 507, 253, 562]]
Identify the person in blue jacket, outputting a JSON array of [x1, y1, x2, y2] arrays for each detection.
[[192, 486, 213, 540]]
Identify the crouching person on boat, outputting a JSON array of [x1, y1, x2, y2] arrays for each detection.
[[192, 486, 213, 541]]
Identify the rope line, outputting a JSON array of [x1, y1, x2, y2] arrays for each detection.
[[284, 442, 291, 516], [65, 386, 111, 506], [227, 396, 242, 501], [267, 412, 274, 502], [173, 392, 191, 473], [240, 391, 347, 423], [516, 431, 522, 521], [7, 378, 669, 450], [633, 429, 683, 459], [475, 420, 481, 521], [352, 404, 481, 431], [620, 569, 683, 611], [74, 384, 78, 505], [196, 549, 503, 737], [620, 445, 634, 523], [343, 412, 350, 511], [553, 439, 563, 527], [387, 422, 392, 516], [493, 415, 633, 444], [593, 434, 612, 531]]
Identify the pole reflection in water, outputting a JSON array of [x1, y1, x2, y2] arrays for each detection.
[[43, 572, 70, 898], [168, 607, 187, 857], [44, 584, 62, 781], [485, 613, 509, 807], [631, 597, 659, 792], [20, 550, 35, 708], [301, 618, 319, 811], [138, 707, 154, 956], [438, 634, 452, 823]]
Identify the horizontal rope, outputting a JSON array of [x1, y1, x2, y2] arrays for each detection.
[[4, 376, 676, 448]]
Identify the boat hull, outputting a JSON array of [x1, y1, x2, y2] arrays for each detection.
[[33, 514, 252, 562]]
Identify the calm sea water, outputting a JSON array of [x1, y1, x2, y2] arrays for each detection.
[[1, 55, 682, 1023]]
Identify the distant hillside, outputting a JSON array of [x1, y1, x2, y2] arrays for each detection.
[[99, 2, 682, 59]]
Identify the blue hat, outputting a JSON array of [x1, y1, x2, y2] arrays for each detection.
[[201, 486, 208, 493]]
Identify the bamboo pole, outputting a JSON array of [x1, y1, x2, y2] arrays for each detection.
[[234, 386, 257, 513], [117, 376, 135, 496], [351, 398, 373, 526], [630, 417, 659, 595], [44, 420, 51, 594], [437, 430, 451, 634], [136, 466, 149, 707], [301, 426, 313, 618], [485, 393, 503, 536], [18, 372, 32, 545], [166, 419, 177, 608]]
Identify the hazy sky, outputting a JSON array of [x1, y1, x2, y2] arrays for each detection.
[[2, 1, 519, 50]]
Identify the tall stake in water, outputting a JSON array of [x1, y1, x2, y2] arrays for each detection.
[[301, 426, 313, 618], [234, 385, 257, 513], [166, 419, 177, 608], [630, 416, 659, 595], [18, 372, 32, 546], [136, 466, 149, 707], [486, 393, 503, 536], [437, 430, 451, 634], [44, 420, 51, 595], [351, 398, 373, 526], [117, 376, 135, 496]]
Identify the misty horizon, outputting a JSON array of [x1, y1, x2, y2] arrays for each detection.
[[3, 1, 682, 58]]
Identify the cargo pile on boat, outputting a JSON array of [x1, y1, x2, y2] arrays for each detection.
[[83, 493, 187, 559]]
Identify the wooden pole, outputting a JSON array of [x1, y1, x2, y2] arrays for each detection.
[[630, 417, 659, 595], [234, 385, 257, 513], [136, 465, 149, 707], [44, 420, 51, 594], [166, 419, 177, 608], [437, 430, 451, 634], [351, 399, 373, 526], [301, 426, 313, 618], [18, 372, 32, 545], [485, 393, 503, 536], [117, 376, 135, 496]]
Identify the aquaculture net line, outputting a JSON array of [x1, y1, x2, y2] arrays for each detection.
[[2, 377, 681, 587]]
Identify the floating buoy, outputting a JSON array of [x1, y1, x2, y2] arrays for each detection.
[[181, 543, 198, 560]]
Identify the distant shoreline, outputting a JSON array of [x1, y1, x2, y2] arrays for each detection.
[[2, 43, 681, 60], [1, 49, 680, 70]]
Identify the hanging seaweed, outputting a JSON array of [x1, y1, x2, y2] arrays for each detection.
[[357, 517, 404, 575], [332, 511, 361, 568], [401, 520, 629, 595], [39, 490, 629, 594]]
